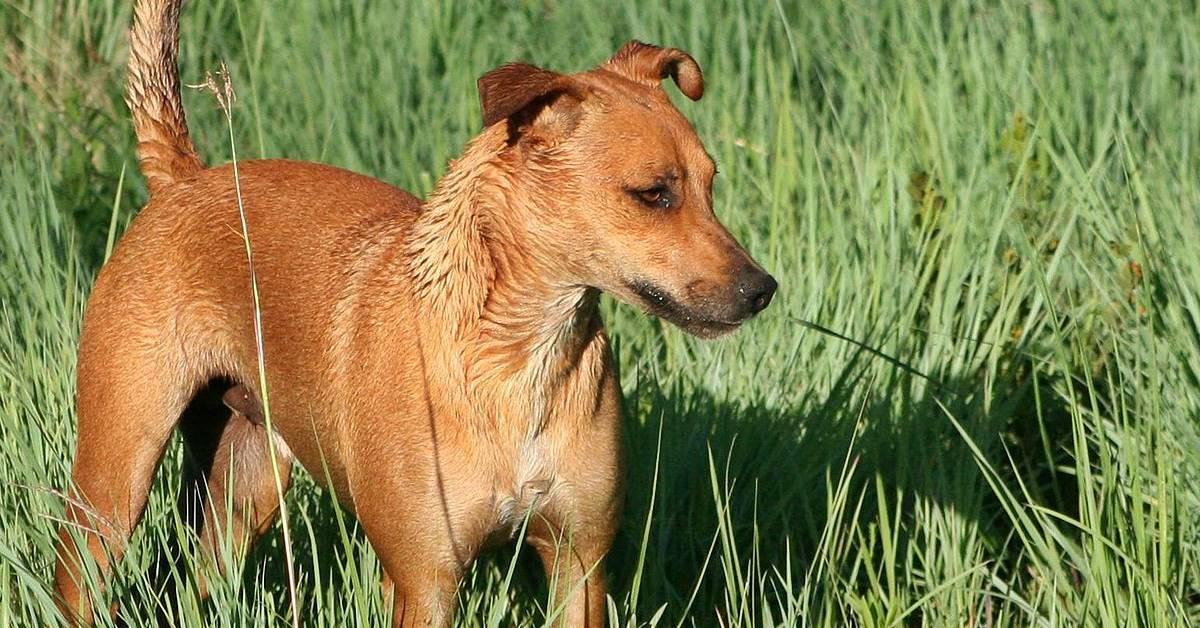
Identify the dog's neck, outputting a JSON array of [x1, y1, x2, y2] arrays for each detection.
[[406, 126, 602, 422]]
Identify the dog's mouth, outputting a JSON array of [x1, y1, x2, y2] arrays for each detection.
[[626, 280, 743, 338]]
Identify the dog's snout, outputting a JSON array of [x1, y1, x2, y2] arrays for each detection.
[[738, 268, 777, 316]]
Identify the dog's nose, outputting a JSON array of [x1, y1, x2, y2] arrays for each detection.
[[738, 268, 777, 316]]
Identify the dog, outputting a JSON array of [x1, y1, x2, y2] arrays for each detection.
[[53, 0, 777, 625]]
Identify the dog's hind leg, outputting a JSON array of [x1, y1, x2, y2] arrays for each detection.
[[177, 381, 292, 600], [53, 328, 194, 625]]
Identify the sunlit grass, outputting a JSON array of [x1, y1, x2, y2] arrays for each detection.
[[2, 0, 1199, 625]]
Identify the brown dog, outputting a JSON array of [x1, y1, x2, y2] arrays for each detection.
[[53, 0, 776, 625]]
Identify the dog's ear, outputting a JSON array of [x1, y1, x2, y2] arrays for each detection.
[[603, 40, 704, 101], [477, 62, 585, 132]]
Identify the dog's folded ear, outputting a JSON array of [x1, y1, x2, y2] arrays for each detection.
[[603, 40, 704, 101], [477, 62, 585, 131]]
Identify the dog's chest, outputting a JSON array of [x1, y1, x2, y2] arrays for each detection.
[[458, 328, 607, 544], [495, 422, 556, 516]]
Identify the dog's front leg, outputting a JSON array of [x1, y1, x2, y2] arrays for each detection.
[[378, 566, 460, 628], [348, 423, 471, 627], [528, 369, 623, 628], [359, 496, 464, 627], [528, 512, 614, 628]]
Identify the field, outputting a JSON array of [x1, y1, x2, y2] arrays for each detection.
[[3, 0, 1200, 625]]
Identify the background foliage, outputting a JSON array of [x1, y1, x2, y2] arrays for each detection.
[[2, 0, 1199, 625]]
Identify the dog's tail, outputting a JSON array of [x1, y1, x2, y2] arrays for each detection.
[[127, 0, 204, 195]]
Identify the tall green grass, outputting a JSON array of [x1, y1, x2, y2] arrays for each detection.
[[3, 0, 1199, 625]]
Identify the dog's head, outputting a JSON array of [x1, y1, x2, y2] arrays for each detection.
[[478, 41, 776, 338]]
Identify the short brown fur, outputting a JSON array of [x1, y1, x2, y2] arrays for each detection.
[[53, 2, 776, 626]]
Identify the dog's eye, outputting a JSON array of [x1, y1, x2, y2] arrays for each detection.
[[632, 185, 673, 209]]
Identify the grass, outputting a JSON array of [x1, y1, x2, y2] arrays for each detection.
[[2, 0, 1199, 625]]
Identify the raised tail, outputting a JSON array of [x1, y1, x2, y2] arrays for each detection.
[[126, 0, 204, 195]]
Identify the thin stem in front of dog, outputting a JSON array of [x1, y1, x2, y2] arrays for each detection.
[[788, 315, 947, 391], [195, 63, 301, 628]]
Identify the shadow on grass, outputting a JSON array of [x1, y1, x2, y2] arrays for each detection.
[[602, 339, 1079, 624]]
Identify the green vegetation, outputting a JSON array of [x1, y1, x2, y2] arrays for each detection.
[[3, 0, 1199, 625]]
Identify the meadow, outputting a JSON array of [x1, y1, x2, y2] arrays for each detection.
[[3, 0, 1200, 625]]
